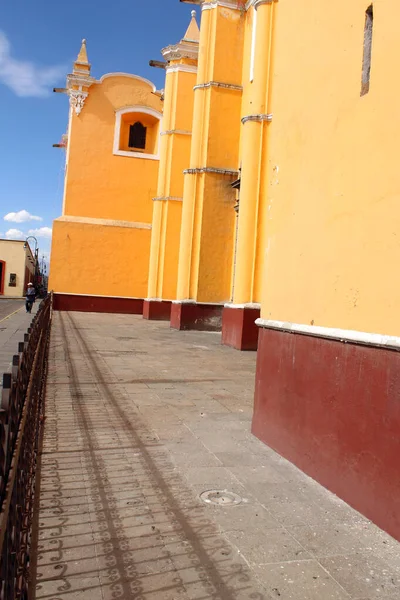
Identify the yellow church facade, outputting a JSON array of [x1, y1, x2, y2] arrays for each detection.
[[50, 0, 400, 541], [50, 40, 163, 312]]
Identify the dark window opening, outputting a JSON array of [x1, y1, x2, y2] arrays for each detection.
[[128, 122, 147, 150], [9, 273, 16, 287], [361, 5, 373, 96]]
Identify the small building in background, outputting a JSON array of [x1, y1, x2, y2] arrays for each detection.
[[0, 239, 36, 298]]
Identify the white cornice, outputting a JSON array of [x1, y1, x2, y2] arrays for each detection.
[[202, 1, 241, 11], [199, 0, 275, 11], [256, 319, 400, 351], [166, 64, 198, 74], [162, 41, 199, 62]]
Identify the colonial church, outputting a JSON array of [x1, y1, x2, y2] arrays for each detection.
[[50, 0, 400, 542]]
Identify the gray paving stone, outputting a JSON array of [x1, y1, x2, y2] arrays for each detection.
[[33, 312, 400, 600], [253, 560, 350, 600]]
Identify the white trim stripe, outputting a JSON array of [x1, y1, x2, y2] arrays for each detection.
[[256, 319, 400, 351], [98, 73, 157, 93], [54, 292, 144, 300], [166, 65, 198, 74], [224, 303, 261, 309], [56, 216, 152, 230]]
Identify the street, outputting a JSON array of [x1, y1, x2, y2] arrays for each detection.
[[0, 298, 38, 381], [0, 298, 24, 322]]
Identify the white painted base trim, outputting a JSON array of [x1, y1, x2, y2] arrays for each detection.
[[256, 318, 400, 351], [54, 292, 143, 300], [173, 300, 225, 306], [145, 298, 173, 302], [224, 303, 261, 310]]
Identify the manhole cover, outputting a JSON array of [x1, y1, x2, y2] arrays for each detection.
[[200, 490, 242, 506]]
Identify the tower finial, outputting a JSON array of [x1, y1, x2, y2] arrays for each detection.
[[76, 38, 89, 65], [183, 10, 200, 42]]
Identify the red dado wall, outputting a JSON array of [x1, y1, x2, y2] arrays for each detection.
[[252, 326, 400, 541], [53, 293, 143, 314]]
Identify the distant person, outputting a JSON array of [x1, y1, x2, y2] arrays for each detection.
[[25, 283, 36, 313]]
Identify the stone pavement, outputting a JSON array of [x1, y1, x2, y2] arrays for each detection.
[[34, 311, 400, 600], [0, 299, 38, 383]]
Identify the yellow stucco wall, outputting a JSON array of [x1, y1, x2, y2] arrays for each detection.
[[260, 0, 400, 335], [176, 3, 244, 304], [0, 240, 35, 297], [51, 73, 162, 298], [63, 75, 162, 223], [148, 65, 197, 301], [49, 220, 151, 298]]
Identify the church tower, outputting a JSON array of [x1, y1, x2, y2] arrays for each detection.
[[144, 11, 200, 320]]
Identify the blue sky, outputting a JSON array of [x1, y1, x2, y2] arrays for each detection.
[[0, 0, 199, 265]]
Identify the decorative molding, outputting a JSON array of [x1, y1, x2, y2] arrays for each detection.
[[241, 113, 273, 124], [161, 129, 192, 136], [184, 166, 238, 176], [256, 318, 400, 351], [98, 72, 157, 93], [69, 90, 88, 116], [194, 81, 243, 91], [113, 105, 163, 161], [162, 41, 199, 62], [246, 0, 275, 9], [153, 196, 184, 202], [166, 64, 198, 74], [202, 1, 241, 11], [56, 216, 152, 230]]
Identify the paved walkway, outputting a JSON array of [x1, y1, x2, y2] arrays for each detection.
[[35, 312, 400, 600], [0, 299, 38, 383]]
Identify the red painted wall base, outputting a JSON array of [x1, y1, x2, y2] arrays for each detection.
[[53, 293, 144, 314], [170, 302, 223, 331], [221, 306, 260, 350], [252, 326, 400, 541], [143, 299, 171, 321]]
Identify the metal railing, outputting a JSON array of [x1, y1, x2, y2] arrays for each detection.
[[0, 294, 52, 599]]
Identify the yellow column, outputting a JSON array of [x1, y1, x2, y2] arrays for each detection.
[[176, 6, 212, 300], [233, 1, 273, 304], [147, 72, 174, 299]]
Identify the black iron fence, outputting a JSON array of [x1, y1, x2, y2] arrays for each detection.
[[0, 294, 52, 599]]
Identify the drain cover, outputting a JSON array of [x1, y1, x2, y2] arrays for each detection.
[[200, 490, 242, 506]]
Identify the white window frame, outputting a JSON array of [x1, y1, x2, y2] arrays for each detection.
[[113, 106, 163, 160]]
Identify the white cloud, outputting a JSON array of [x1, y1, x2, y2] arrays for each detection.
[[28, 227, 52, 239], [4, 209, 43, 223], [0, 31, 65, 97], [5, 228, 24, 240]]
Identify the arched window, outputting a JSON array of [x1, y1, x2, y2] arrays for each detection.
[[129, 122, 147, 150]]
